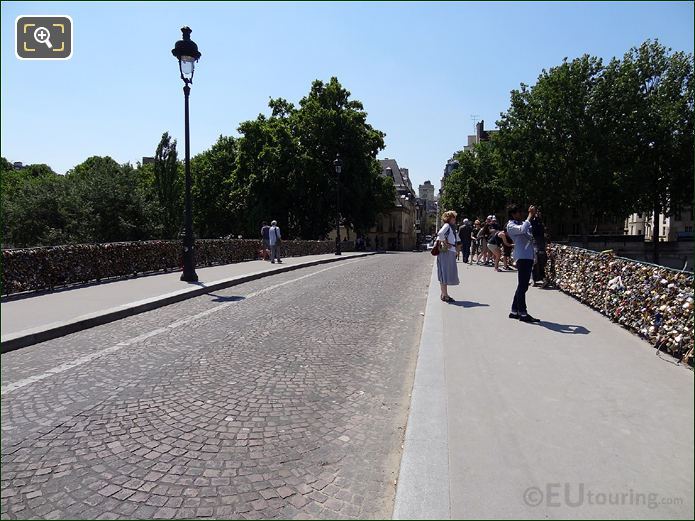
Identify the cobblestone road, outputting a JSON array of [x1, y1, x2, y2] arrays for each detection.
[[1, 253, 432, 519]]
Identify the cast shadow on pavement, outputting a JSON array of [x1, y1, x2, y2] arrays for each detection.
[[209, 294, 246, 303], [655, 351, 684, 367], [449, 301, 490, 308], [536, 321, 590, 334]]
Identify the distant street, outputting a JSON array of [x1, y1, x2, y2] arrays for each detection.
[[1, 253, 432, 520]]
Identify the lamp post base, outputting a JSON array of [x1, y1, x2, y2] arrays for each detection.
[[180, 270, 199, 282], [180, 247, 198, 282]]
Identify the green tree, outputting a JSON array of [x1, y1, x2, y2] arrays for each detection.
[[232, 104, 302, 237], [153, 132, 183, 238], [232, 78, 394, 239], [496, 54, 625, 232], [191, 135, 237, 238], [597, 40, 694, 261], [294, 78, 393, 237], [440, 142, 506, 221], [1, 165, 67, 247], [0, 157, 12, 172], [65, 156, 158, 243]]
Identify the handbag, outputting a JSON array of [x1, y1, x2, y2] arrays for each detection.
[[431, 224, 451, 256]]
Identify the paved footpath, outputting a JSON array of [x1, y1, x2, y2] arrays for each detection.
[[395, 260, 694, 520], [1, 253, 432, 519]]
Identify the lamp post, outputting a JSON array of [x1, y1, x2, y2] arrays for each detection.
[[333, 154, 343, 255], [172, 26, 201, 282]]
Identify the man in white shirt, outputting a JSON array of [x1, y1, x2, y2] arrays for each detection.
[[268, 220, 282, 264]]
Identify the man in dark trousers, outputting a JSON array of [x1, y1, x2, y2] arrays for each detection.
[[506, 204, 541, 323], [268, 220, 282, 264], [458, 219, 473, 264]]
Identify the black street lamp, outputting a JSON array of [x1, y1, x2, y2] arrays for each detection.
[[172, 26, 201, 282], [333, 154, 343, 255]]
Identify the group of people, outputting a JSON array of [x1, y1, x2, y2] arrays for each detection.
[[435, 204, 549, 323], [260, 221, 283, 264], [456, 215, 513, 272]]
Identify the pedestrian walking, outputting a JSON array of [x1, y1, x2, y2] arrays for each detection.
[[506, 204, 541, 322], [458, 218, 473, 264], [268, 220, 283, 264], [436, 211, 460, 302], [260, 221, 271, 261]]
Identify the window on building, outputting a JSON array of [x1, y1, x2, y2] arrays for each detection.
[[685, 226, 693, 233], [637, 229, 643, 235]]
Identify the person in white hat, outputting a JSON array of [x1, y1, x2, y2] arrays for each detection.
[[268, 220, 282, 264]]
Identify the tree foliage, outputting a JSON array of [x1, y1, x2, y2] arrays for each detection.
[[442, 39, 693, 248], [153, 132, 183, 239], [191, 135, 237, 238], [440, 141, 505, 218], [2, 156, 159, 247], [2, 77, 394, 246], [1, 161, 66, 247], [231, 77, 394, 239]]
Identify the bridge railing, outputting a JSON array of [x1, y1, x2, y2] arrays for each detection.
[[2, 239, 335, 296], [547, 244, 694, 363]]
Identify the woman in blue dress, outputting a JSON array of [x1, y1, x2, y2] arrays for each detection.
[[437, 211, 460, 302]]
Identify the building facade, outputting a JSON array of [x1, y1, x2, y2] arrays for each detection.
[[463, 119, 499, 154], [439, 158, 459, 200], [625, 210, 694, 241], [420, 198, 438, 238], [366, 158, 418, 250], [419, 180, 435, 201]]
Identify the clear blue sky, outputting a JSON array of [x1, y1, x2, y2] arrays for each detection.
[[2, 1, 693, 190]]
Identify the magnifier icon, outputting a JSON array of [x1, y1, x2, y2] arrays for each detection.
[[33, 26, 53, 49]]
